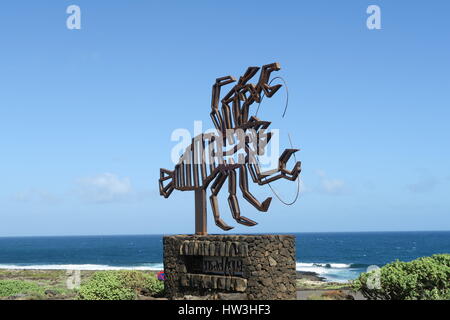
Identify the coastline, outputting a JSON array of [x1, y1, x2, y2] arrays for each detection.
[[0, 263, 361, 283], [0, 268, 363, 300], [296, 271, 364, 300], [4, 231, 447, 285], [297, 271, 327, 282]]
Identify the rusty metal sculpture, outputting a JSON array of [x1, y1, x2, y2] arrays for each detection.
[[159, 63, 301, 235]]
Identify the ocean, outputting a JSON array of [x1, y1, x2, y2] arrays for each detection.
[[0, 231, 449, 282]]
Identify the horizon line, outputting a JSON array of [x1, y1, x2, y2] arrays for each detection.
[[1, 230, 449, 239]]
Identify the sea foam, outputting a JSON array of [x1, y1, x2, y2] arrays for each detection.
[[0, 263, 164, 271]]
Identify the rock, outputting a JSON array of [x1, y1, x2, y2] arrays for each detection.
[[138, 296, 168, 300], [287, 283, 295, 292], [268, 256, 277, 267], [219, 242, 226, 256], [45, 290, 58, 297], [218, 293, 247, 300], [183, 295, 206, 300], [139, 288, 151, 296], [234, 278, 247, 292], [6, 294, 28, 300], [261, 278, 272, 286]]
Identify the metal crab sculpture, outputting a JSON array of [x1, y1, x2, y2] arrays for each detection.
[[159, 63, 301, 235]]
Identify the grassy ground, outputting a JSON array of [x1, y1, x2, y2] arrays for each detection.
[[295, 278, 364, 300], [296, 278, 350, 290], [0, 269, 160, 300], [0, 269, 81, 300]]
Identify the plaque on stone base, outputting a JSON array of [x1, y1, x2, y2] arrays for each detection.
[[164, 235, 297, 300]]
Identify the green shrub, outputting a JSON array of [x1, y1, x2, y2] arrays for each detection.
[[120, 270, 147, 290], [352, 254, 450, 300], [143, 273, 164, 295], [78, 271, 164, 300], [78, 271, 136, 300], [119, 270, 164, 295], [0, 280, 44, 297]]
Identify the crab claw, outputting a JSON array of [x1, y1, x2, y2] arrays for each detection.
[[215, 219, 234, 231], [279, 149, 299, 168]]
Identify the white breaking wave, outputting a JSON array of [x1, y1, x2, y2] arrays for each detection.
[[296, 262, 351, 270], [0, 263, 164, 271], [296, 262, 359, 282]]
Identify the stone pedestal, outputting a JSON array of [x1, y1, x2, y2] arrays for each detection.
[[163, 234, 296, 300]]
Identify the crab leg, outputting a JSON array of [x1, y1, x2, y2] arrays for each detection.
[[239, 165, 272, 212], [209, 172, 233, 231], [211, 76, 236, 132], [256, 63, 283, 99], [248, 149, 301, 185], [228, 170, 257, 226]]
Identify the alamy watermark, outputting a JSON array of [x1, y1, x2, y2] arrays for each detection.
[[64, 5, 380, 32], [169, 121, 281, 170], [365, 265, 382, 289], [66, 5, 81, 30], [66, 270, 81, 289], [367, 5, 382, 30]]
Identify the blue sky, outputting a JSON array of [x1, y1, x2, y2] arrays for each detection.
[[0, 0, 449, 236]]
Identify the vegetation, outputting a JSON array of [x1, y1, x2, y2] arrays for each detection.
[[0, 280, 44, 298], [0, 269, 66, 280], [296, 278, 350, 290], [0, 269, 163, 300], [78, 270, 164, 300], [0, 270, 76, 299], [77, 271, 136, 300], [120, 270, 164, 294], [352, 254, 450, 300]]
